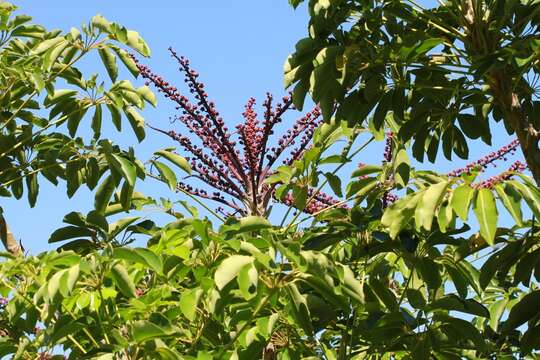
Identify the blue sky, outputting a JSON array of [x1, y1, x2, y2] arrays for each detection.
[[5, 1, 523, 253]]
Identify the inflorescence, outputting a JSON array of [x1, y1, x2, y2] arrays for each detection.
[[447, 139, 520, 178], [135, 48, 324, 216]]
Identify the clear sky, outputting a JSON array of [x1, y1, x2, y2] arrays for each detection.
[[5, 1, 523, 253]]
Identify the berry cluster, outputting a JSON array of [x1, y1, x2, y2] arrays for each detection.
[[136, 49, 325, 216], [474, 161, 527, 189], [280, 188, 347, 215], [447, 139, 520, 178], [383, 132, 394, 163]]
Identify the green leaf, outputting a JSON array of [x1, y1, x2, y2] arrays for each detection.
[[137, 86, 157, 107], [441, 316, 485, 351], [113, 247, 163, 275], [415, 181, 449, 231], [91, 14, 111, 32], [111, 46, 140, 77], [451, 185, 475, 221], [345, 176, 379, 198], [94, 175, 117, 214], [382, 191, 424, 238], [126, 30, 150, 56], [508, 179, 540, 219], [131, 320, 174, 343], [237, 263, 258, 300], [107, 104, 122, 131], [48, 226, 94, 243], [501, 291, 540, 332], [108, 216, 139, 239], [214, 255, 253, 290], [179, 288, 203, 321], [91, 104, 102, 136], [98, 47, 118, 82], [25, 172, 38, 207], [237, 216, 271, 232], [393, 148, 410, 188], [32, 37, 64, 55], [43, 41, 68, 71], [489, 299, 507, 332], [125, 107, 145, 142], [369, 277, 398, 311], [494, 183, 523, 226], [44, 89, 77, 107], [473, 188, 498, 245], [153, 160, 177, 191], [426, 295, 489, 318], [109, 154, 136, 187], [154, 149, 191, 175], [416, 257, 442, 290], [110, 263, 136, 298], [285, 283, 314, 336], [324, 172, 342, 197], [351, 164, 382, 177], [59, 264, 80, 297]]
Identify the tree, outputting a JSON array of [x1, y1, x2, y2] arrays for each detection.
[[1, 2, 540, 359], [135, 49, 345, 218], [0, 3, 155, 254], [285, 0, 540, 185]]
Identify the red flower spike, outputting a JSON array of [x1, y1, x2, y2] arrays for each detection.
[[135, 50, 331, 217]]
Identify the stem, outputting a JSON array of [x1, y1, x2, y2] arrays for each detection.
[[147, 172, 225, 222]]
